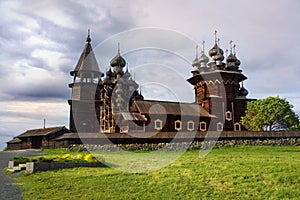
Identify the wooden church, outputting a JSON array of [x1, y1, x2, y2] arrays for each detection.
[[69, 30, 254, 134], [7, 30, 255, 150]]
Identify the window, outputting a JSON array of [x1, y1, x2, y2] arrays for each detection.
[[154, 119, 162, 130], [174, 120, 182, 131], [234, 123, 241, 131], [75, 76, 81, 83], [93, 78, 99, 83], [226, 111, 232, 121], [199, 121, 207, 131], [217, 122, 223, 131], [187, 121, 195, 131]]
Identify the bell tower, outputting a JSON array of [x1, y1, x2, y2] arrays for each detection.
[[68, 30, 103, 133]]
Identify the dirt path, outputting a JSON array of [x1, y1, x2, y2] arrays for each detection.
[[0, 150, 42, 200]]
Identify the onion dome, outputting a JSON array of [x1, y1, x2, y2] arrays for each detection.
[[192, 57, 200, 68], [226, 41, 239, 71], [209, 31, 224, 59], [199, 53, 209, 64], [235, 58, 241, 67], [214, 38, 224, 61], [209, 43, 224, 58], [110, 43, 126, 68], [208, 43, 224, 57], [226, 53, 236, 70], [110, 53, 126, 68], [192, 45, 200, 68], [199, 41, 209, 64], [212, 49, 224, 62], [226, 53, 236, 63], [233, 45, 241, 67], [208, 43, 217, 57], [239, 83, 248, 97], [198, 41, 210, 71]]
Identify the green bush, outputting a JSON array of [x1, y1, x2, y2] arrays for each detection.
[[14, 156, 31, 163], [35, 156, 55, 163], [13, 153, 102, 164]]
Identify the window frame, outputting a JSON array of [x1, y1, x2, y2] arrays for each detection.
[[187, 121, 195, 131], [154, 119, 162, 130], [225, 111, 232, 121], [174, 120, 182, 131], [234, 123, 241, 131], [217, 122, 223, 131], [199, 121, 207, 131]]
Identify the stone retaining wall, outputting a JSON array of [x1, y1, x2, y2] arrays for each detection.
[[72, 138, 300, 152], [26, 162, 106, 173], [7, 161, 106, 173]]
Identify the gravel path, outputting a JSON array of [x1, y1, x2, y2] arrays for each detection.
[[0, 150, 42, 200]]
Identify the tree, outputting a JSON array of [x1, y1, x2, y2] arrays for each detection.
[[241, 96, 300, 131]]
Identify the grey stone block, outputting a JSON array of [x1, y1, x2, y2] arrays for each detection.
[[8, 161, 14, 169], [26, 162, 34, 173]]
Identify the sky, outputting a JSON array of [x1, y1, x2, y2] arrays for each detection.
[[1, 0, 300, 150]]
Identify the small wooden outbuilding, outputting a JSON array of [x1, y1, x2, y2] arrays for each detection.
[[6, 126, 70, 150]]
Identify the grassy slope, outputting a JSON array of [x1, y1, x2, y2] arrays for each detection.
[[15, 146, 300, 200]]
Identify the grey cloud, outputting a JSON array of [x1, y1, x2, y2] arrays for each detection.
[[1, 0, 300, 149], [2, 78, 71, 100], [0, 0, 138, 101]]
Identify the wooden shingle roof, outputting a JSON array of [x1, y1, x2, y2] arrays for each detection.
[[7, 137, 22, 144], [120, 111, 147, 121], [133, 100, 213, 118], [17, 126, 69, 138], [70, 34, 101, 76]]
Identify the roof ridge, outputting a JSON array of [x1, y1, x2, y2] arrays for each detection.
[[135, 99, 198, 105], [25, 126, 65, 132]]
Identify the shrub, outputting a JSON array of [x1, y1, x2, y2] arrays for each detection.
[[84, 154, 100, 163], [36, 156, 55, 163], [14, 156, 31, 163], [13, 153, 102, 164]]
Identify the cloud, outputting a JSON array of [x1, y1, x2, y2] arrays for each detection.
[[0, 0, 141, 148], [1, 0, 300, 149], [0, 0, 139, 100], [0, 99, 69, 150]]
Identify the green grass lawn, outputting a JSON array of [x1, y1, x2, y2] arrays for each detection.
[[14, 146, 300, 200]]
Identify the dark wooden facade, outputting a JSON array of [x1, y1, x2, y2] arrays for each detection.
[[67, 31, 256, 134], [6, 126, 70, 150], [187, 34, 256, 131], [127, 100, 212, 132], [68, 33, 103, 133], [7, 31, 262, 150], [68, 33, 213, 134]]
